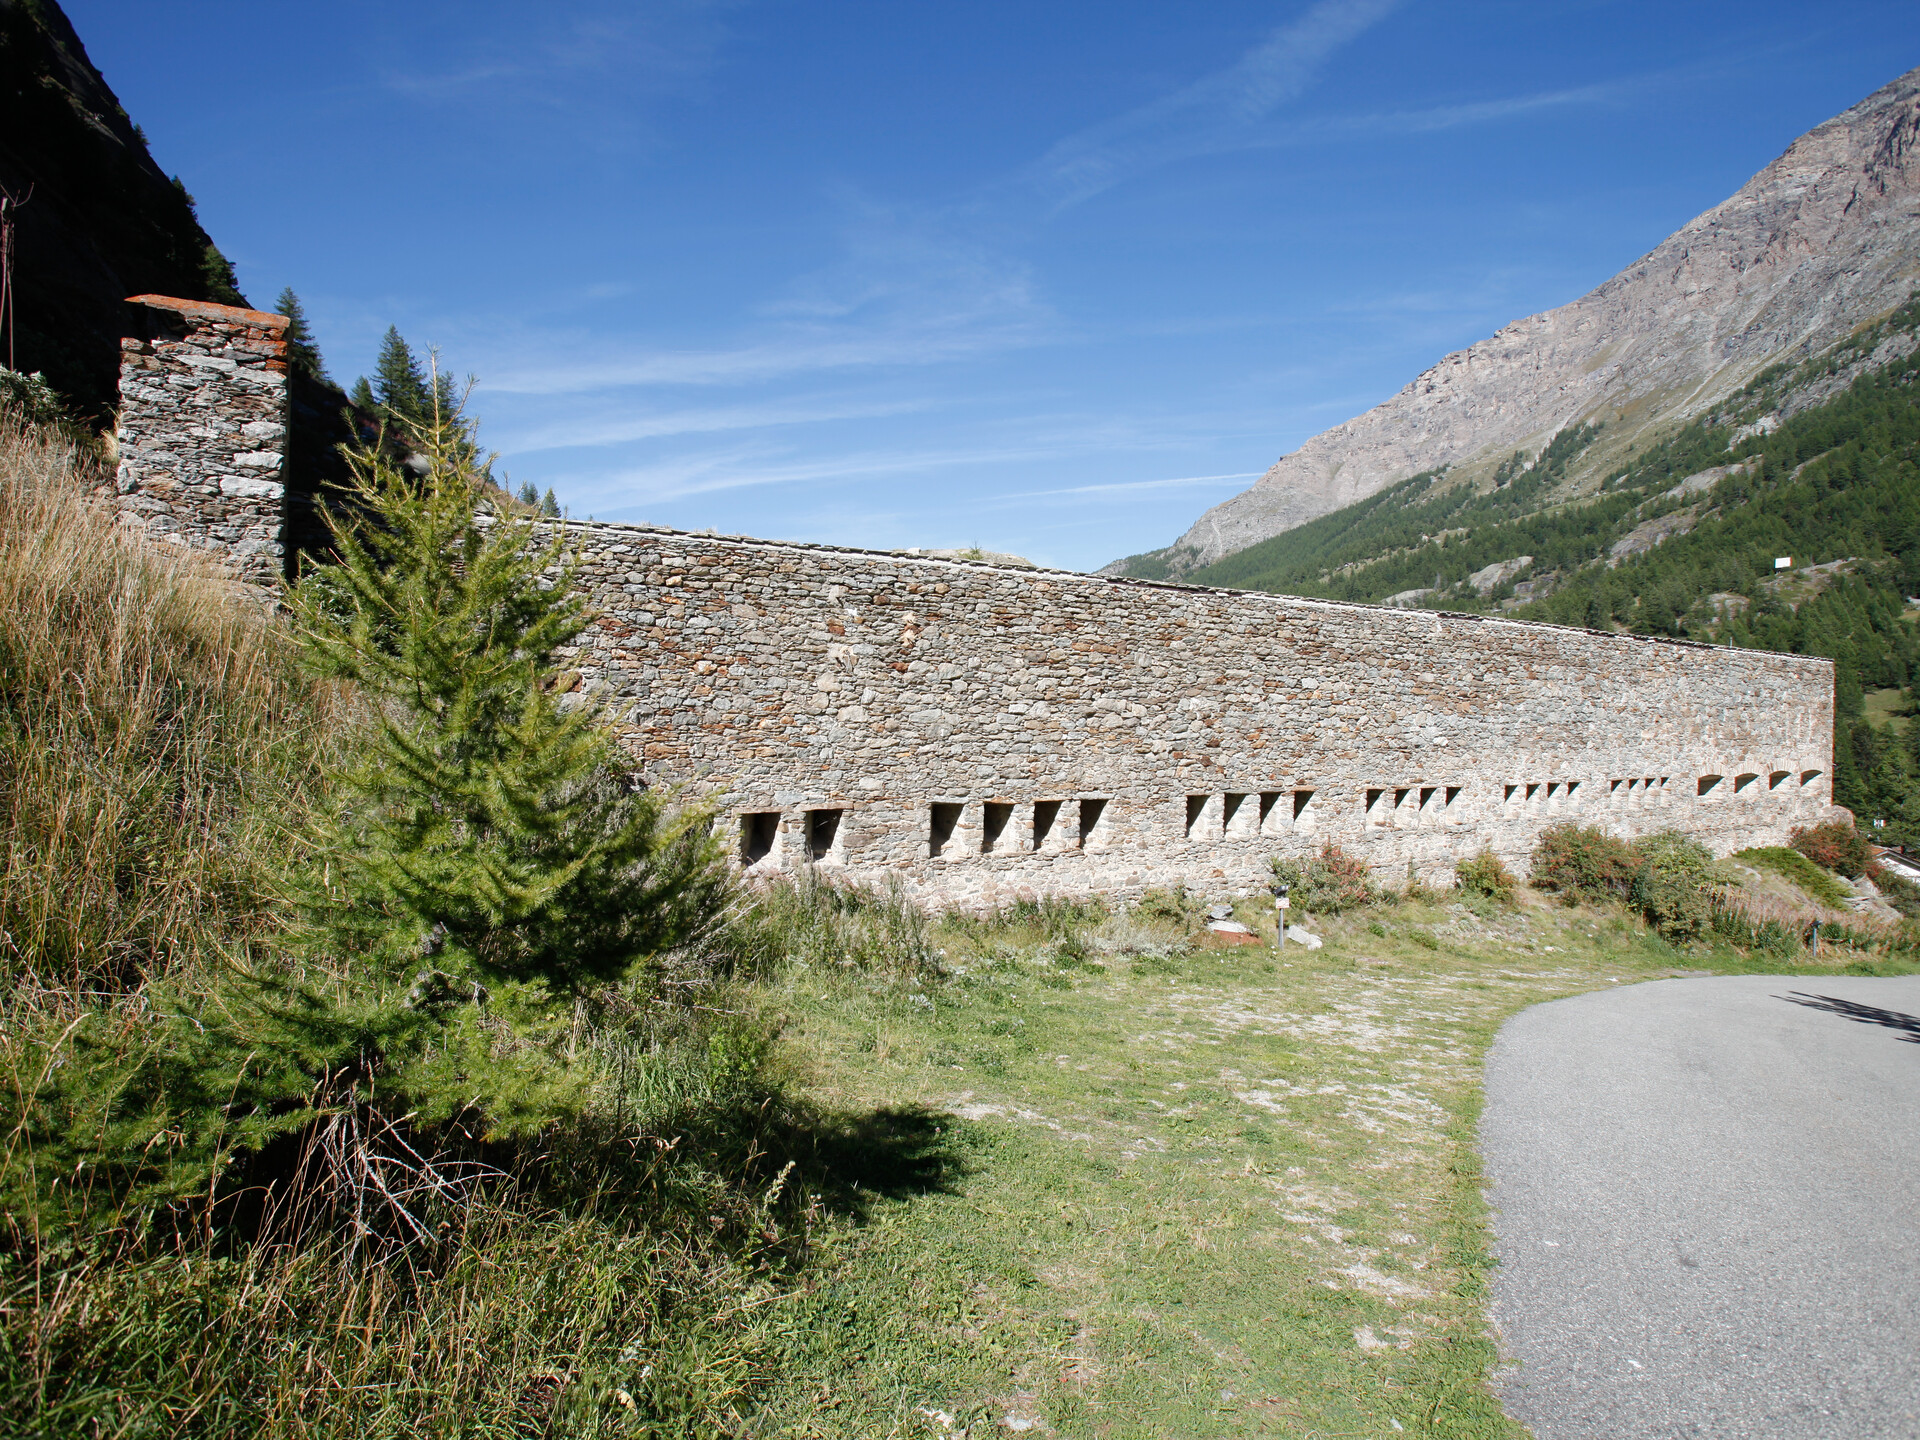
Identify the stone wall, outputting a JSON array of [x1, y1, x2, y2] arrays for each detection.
[[551, 523, 1838, 907], [102, 298, 1840, 907], [112, 295, 290, 587]]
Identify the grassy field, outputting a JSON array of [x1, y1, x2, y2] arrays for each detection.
[[718, 889, 1893, 1438], [1863, 686, 1912, 736]]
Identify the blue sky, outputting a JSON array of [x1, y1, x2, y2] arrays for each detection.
[[67, 1, 1920, 570]]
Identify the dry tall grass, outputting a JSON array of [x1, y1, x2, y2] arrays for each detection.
[[0, 408, 343, 996]]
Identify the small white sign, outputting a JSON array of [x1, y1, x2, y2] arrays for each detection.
[[1775, 556, 1792, 570]]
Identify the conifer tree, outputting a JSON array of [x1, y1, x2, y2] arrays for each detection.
[[349, 375, 377, 413], [372, 325, 431, 423], [541, 487, 561, 518], [18, 409, 732, 1229], [517, 481, 539, 506], [274, 287, 332, 384], [262, 409, 729, 1133]]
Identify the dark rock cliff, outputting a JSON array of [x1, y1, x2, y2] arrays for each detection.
[[0, 0, 243, 420]]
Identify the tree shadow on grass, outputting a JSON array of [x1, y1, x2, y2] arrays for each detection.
[[657, 1094, 969, 1225], [1779, 991, 1920, 1043]]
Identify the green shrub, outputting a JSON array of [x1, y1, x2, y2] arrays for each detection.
[[1733, 846, 1854, 909], [1529, 824, 1636, 903], [1628, 831, 1716, 943], [1270, 844, 1377, 915], [1134, 884, 1201, 928], [1790, 821, 1874, 878], [1454, 849, 1516, 906], [1875, 866, 1920, 920]]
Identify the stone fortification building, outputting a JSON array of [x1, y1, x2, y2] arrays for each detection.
[[555, 525, 1835, 905], [112, 296, 292, 589], [110, 297, 1840, 906]]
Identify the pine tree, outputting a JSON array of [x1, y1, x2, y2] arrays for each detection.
[[200, 243, 247, 307], [264, 410, 727, 1136], [517, 481, 539, 506], [372, 326, 431, 424], [274, 287, 332, 385], [349, 375, 377, 413], [31, 413, 735, 1227], [541, 488, 560, 518]]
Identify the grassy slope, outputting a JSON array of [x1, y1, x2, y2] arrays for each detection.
[[722, 893, 1902, 1438]]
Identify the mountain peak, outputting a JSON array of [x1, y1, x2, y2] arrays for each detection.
[[1109, 65, 1920, 579]]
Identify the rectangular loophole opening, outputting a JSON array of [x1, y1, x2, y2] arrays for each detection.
[[1734, 772, 1759, 796], [1800, 769, 1823, 788], [1078, 797, 1108, 850], [1293, 788, 1315, 824], [929, 802, 962, 858], [1366, 788, 1387, 826], [1444, 785, 1463, 814], [981, 801, 1012, 854], [1033, 799, 1062, 851], [1185, 794, 1211, 840], [1697, 774, 1723, 799], [740, 812, 778, 865], [805, 808, 842, 861], [1222, 792, 1254, 837], [1419, 786, 1438, 818], [1258, 791, 1282, 833], [1769, 770, 1790, 790]]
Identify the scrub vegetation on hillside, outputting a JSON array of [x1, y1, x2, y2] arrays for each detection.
[[2, 405, 1913, 1438]]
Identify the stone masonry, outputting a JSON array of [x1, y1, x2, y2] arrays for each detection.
[[112, 296, 290, 587], [103, 297, 1840, 909], [553, 523, 1838, 908]]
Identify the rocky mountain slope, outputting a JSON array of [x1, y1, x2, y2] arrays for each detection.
[[0, 0, 246, 419], [1108, 65, 1920, 580]]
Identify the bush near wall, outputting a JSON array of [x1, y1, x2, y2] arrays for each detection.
[[1454, 849, 1517, 907], [1530, 824, 1714, 942], [1529, 824, 1638, 902], [1790, 821, 1876, 878], [1270, 844, 1377, 914]]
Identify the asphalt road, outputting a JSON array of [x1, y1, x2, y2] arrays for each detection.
[[1481, 975, 1920, 1439]]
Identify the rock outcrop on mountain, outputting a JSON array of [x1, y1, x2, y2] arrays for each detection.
[[0, 0, 246, 418], [1108, 66, 1920, 579]]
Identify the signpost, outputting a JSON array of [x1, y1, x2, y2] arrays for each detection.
[[1269, 882, 1290, 950]]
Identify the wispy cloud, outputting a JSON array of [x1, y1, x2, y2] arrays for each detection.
[[1022, 0, 1402, 207], [496, 394, 932, 453], [993, 471, 1263, 503], [379, 3, 732, 103], [562, 439, 1070, 506], [478, 196, 1058, 395]]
